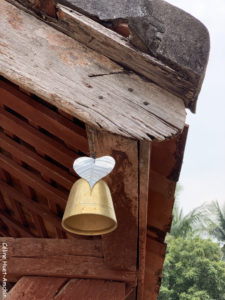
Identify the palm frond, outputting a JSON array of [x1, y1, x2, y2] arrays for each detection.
[[205, 200, 225, 242]]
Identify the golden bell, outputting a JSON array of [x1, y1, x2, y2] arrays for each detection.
[[62, 178, 117, 235]]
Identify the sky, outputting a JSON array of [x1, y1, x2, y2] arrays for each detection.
[[166, 0, 225, 212]]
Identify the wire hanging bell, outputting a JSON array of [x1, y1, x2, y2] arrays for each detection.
[[62, 178, 117, 235]]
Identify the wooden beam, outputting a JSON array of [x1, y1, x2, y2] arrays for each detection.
[[0, 238, 136, 283], [87, 127, 139, 272], [0, 80, 89, 154], [7, 277, 126, 300], [0, 0, 186, 141], [137, 141, 151, 300], [0, 237, 103, 258], [6, 256, 136, 283]]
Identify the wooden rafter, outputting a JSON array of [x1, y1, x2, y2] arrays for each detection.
[[0, 81, 88, 154], [0, 109, 77, 170], [0, 132, 75, 190], [0, 212, 34, 237], [0, 182, 62, 231]]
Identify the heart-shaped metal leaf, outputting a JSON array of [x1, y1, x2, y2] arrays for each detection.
[[73, 156, 115, 188]]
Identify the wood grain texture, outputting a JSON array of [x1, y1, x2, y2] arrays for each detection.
[[0, 237, 136, 283], [54, 279, 126, 300], [148, 126, 188, 236], [87, 128, 139, 272], [143, 127, 188, 299], [56, 4, 200, 111], [6, 277, 68, 300], [143, 237, 167, 300], [1, 253, 136, 283], [0, 0, 186, 141], [137, 141, 151, 300], [7, 277, 126, 300], [0, 237, 103, 258]]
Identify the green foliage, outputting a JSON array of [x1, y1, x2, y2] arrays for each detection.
[[158, 236, 225, 300]]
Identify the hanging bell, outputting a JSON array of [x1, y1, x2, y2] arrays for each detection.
[[62, 178, 117, 235]]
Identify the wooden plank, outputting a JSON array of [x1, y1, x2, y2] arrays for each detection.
[[7, 277, 126, 300], [0, 108, 77, 170], [0, 0, 186, 141], [6, 277, 68, 300], [0, 237, 136, 283], [6, 256, 136, 283], [137, 141, 151, 300], [150, 126, 188, 180], [148, 127, 188, 236], [0, 132, 75, 190], [143, 237, 167, 300], [87, 127, 139, 271], [0, 154, 67, 207], [0, 237, 103, 258], [0, 80, 89, 154], [56, 5, 195, 108], [0, 212, 34, 237], [54, 279, 126, 300]]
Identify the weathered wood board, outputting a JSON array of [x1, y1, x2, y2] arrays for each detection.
[[6, 277, 126, 300], [7, 0, 209, 112], [56, 4, 209, 112], [0, 0, 186, 141], [137, 141, 151, 299], [0, 237, 136, 283], [144, 237, 167, 300], [87, 128, 139, 272], [6, 277, 68, 300]]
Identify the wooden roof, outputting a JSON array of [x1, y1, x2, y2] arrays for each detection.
[[0, 0, 186, 141], [0, 0, 207, 299], [0, 77, 188, 300]]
